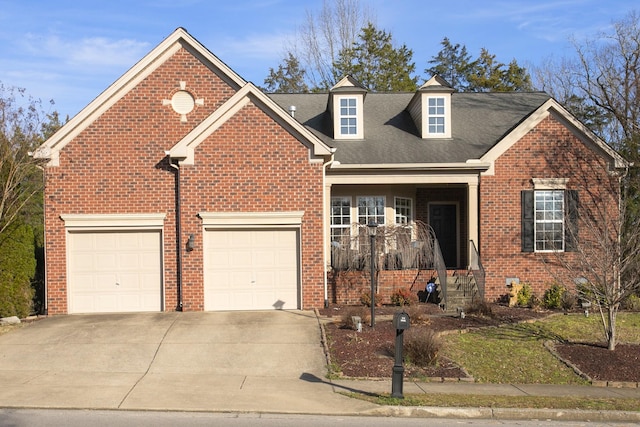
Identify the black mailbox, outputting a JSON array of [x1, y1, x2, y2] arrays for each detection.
[[393, 311, 410, 330]]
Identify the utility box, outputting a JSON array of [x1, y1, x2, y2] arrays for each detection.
[[393, 311, 410, 330]]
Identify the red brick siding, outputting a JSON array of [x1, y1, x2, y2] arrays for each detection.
[[328, 269, 432, 305], [179, 102, 325, 310], [479, 114, 619, 301], [43, 46, 324, 313]]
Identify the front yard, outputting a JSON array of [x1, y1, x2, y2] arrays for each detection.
[[321, 303, 640, 385]]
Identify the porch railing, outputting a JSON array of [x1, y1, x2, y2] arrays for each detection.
[[469, 240, 485, 300], [433, 238, 448, 309]]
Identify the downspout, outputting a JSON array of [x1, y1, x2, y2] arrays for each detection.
[[36, 164, 48, 315], [167, 152, 183, 311], [322, 152, 339, 308]]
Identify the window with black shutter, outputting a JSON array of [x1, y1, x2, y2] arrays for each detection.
[[521, 189, 578, 252]]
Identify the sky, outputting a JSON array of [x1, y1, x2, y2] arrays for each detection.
[[0, 0, 637, 120]]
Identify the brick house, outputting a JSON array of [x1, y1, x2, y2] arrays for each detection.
[[35, 28, 626, 314]]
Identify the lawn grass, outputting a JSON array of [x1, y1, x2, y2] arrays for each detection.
[[351, 393, 640, 412], [344, 313, 640, 411], [439, 312, 640, 384]]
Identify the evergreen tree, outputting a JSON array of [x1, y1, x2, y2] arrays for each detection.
[[333, 23, 418, 91], [0, 223, 35, 318], [428, 39, 532, 92], [425, 37, 475, 91], [263, 52, 309, 93]]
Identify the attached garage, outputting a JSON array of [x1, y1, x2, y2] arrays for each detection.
[[200, 212, 303, 311], [62, 214, 166, 314]]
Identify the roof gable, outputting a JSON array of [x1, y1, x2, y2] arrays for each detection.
[[481, 98, 627, 174], [170, 83, 333, 164], [35, 27, 246, 166]]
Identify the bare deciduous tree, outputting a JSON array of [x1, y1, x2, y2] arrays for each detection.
[[289, 0, 375, 90], [533, 10, 640, 157], [539, 135, 637, 351], [0, 84, 52, 235]]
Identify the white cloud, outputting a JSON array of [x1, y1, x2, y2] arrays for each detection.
[[23, 33, 151, 68]]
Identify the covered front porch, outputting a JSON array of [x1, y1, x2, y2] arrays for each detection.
[[324, 172, 485, 310]]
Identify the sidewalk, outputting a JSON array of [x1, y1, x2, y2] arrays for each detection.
[[330, 378, 640, 421]]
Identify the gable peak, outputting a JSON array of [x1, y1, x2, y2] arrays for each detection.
[[330, 75, 368, 93], [419, 75, 454, 93]]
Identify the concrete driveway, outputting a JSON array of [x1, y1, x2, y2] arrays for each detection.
[[0, 311, 376, 414]]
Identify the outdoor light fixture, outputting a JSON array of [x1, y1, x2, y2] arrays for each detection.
[[368, 222, 378, 327], [186, 234, 195, 251]]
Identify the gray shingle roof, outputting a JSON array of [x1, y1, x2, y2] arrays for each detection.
[[269, 91, 551, 165]]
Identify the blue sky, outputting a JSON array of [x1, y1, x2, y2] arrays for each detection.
[[0, 0, 637, 119]]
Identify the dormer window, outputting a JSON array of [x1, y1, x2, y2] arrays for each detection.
[[408, 75, 454, 139], [329, 76, 367, 140], [340, 98, 358, 135], [427, 97, 446, 134]]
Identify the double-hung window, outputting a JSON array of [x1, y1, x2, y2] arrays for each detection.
[[357, 196, 385, 226], [522, 187, 578, 253], [394, 197, 412, 225], [427, 97, 445, 135], [534, 190, 564, 251], [330, 197, 351, 244], [340, 98, 357, 135]]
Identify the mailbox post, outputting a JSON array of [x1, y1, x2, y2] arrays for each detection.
[[391, 311, 410, 399]]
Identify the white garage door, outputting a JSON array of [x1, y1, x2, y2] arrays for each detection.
[[204, 229, 299, 311], [68, 231, 162, 313]]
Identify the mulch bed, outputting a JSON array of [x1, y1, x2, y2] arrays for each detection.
[[320, 303, 640, 383], [554, 343, 640, 382]]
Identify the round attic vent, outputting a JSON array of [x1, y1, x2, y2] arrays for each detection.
[[171, 90, 195, 115]]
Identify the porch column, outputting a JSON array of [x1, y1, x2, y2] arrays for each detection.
[[467, 180, 479, 268]]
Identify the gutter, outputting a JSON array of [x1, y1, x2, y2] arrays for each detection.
[[329, 161, 491, 171]]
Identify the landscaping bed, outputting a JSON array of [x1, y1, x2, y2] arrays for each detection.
[[320, 303, 640, 384]]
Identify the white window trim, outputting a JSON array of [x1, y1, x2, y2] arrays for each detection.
[[534, 190, 565, 252], [533, 178, 569, 190], [424, 95, 451, 138], [330, 196, 352, 242], [356, 195, 386, 225], [394, 196, 413, 225], [333, 95, 363, 139]]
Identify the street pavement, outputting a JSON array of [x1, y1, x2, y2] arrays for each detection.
[[0, 310, 638, 422]]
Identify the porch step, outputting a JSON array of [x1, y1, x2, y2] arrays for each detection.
[[435, 274, 479, 313]]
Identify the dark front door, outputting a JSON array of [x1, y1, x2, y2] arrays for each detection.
[[429, 204, 458, 268]]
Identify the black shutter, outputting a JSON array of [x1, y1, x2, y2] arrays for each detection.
[[565, 190, 579, 252], [521, 190, 534, 252]]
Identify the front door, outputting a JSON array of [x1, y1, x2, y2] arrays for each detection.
[[429, 204, 458, 268]]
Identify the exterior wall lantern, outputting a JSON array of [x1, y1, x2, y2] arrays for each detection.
[[186, 233, 195, 252]]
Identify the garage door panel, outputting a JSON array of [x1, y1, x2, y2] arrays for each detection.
[[95, 253, 117, 270], [68, 231, 162, 314], [204, 229, 299, 311]]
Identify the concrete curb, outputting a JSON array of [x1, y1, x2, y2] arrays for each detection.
[[364, 405, 640, 422]]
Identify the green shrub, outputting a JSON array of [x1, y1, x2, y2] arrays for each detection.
[[390, 287, 418, 306], [404, 328, 441, 367], [543, 283, 567, 309], [517, 283, 533, 307], [622, 294, 640, 311], [0, 223, 36, 318]]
